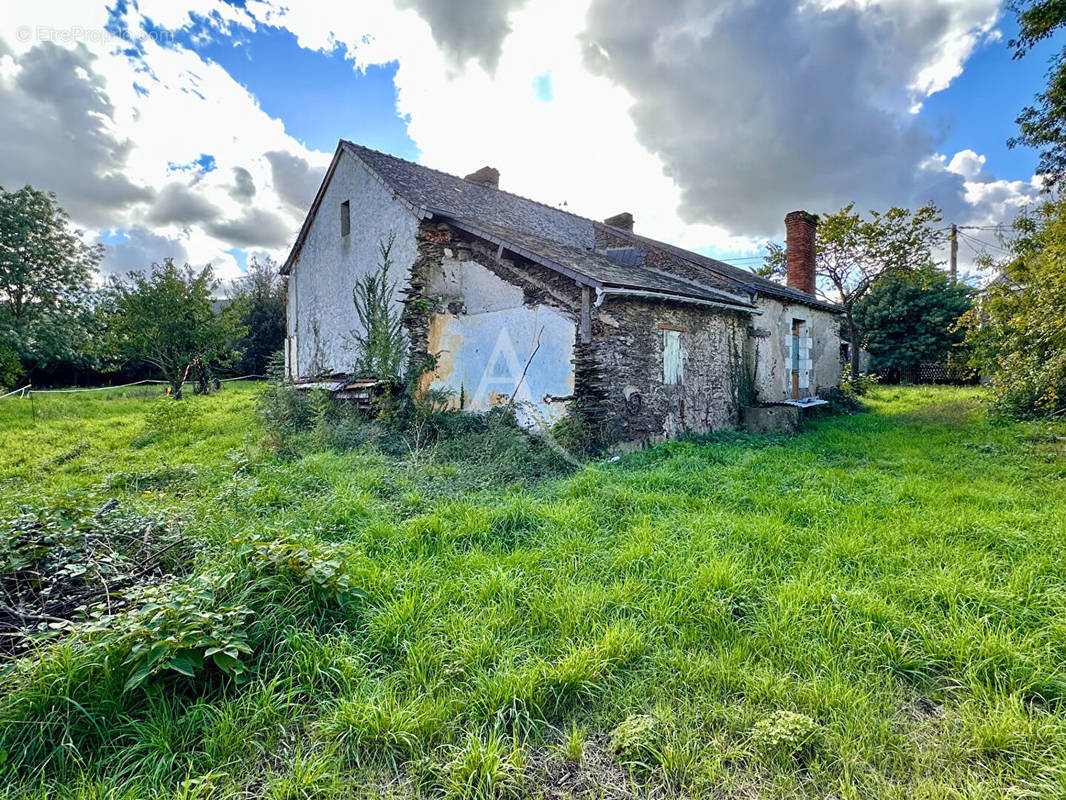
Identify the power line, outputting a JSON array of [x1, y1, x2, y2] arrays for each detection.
[[959, 236, 985, 259], [957, 230, 1013, 254]]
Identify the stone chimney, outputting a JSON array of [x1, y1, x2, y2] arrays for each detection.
[[603, 212, 634, 232], [464, 166, 499, 188], [785, 210, 817, 295]]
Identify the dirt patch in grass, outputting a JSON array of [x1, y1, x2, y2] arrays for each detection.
[[529, 736, 646, 800]]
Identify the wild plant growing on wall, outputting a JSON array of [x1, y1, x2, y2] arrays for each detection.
[[347, 233, 406, 380], [728, 321, 758, 415]]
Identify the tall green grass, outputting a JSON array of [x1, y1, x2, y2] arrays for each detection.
[[1, 384, 1065, 798]]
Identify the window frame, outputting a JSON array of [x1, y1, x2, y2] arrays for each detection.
[[340, 199, 351, 237], [662, 328, 684, 386]]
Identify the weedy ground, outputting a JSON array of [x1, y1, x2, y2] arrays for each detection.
[[1, 384, 1065, 799]]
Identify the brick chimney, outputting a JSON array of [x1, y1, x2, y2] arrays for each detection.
[[603, 212, 634, 232], [464, 166, 499, 188], [785, 210, 817, 295]]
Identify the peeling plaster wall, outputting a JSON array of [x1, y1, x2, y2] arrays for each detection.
[[752, 298, 842, 402], [422, 253, 575, 427], [286, 151, 418, 378]]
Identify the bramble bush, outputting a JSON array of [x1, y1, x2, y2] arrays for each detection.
[[964, 201, 1066, 419], [0, 504, 187, 656]]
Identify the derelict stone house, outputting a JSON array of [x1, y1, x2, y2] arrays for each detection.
[[281, 140, 842, 441]]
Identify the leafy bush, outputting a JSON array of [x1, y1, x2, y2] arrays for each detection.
[[1, 505, 187, 657], [549, 411, 605, 460], [256, 380, 313, 453], [236, 535, 366, 609], [987, 354, 1066, 419], [94, 572, 254, 690], [964, 201, 1066, 418], [841, 368, 880, 395], [750, 710, 820, 763]]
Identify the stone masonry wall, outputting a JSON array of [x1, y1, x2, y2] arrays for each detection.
[[407, 221, 753, 440], [591, 298, 751, 441]]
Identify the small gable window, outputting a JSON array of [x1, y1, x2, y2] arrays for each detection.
[[340, 200, 351, 237]]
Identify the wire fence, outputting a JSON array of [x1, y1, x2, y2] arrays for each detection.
[[0, 375, 267, 400]]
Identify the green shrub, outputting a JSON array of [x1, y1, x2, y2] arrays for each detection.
[[1, 505, 188, 656], [750, 710, 820, 763], [549, 411, 604, 460], [236, 535, 366, 609], [256, 381, 313, 452], [145, 395, 199, 433], [963, 201, 1066, 419], [987, 352, 1066, 420], [842, 368, 880, 395], [93, 572, 254, 691]]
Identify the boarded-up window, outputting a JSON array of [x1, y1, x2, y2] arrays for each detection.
[[340, 200, 351, 237], [663, 329, 684, 385]]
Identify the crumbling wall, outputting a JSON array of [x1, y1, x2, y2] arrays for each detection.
[[406, 223, 578, 428], [591, 299, 751, 441], [407, 222, 755, 440]]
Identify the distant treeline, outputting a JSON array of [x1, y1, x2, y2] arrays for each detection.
[[1, 185, 283, 391]]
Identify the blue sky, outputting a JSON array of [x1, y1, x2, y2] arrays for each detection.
[[172, 8, 1053, 188], [919, 16, 1055, 184], [177, 12, 1052, 188], [0, 1, 1055, 278], [170, 17, 419, 159]]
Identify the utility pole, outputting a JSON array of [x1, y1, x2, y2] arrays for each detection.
[[949, 223, 958, 283]]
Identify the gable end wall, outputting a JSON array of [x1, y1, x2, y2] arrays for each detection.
[[286, 150, 419, 378]]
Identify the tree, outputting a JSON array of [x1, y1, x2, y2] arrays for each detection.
[[5, 287, 114, 384], [225, 256, 285, 376], [108, 260, 242, 396], [963, 200, 1066, 417], [854, 266, 974, 379], [0, 185, 101, 324], [764, 203, 943, 383], [0, 336, 20, 389], [1008, 0, 1066, 189], [347, 234, 405, 380]]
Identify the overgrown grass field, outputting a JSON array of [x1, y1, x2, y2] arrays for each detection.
[[2, 384, 1066, 798]]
